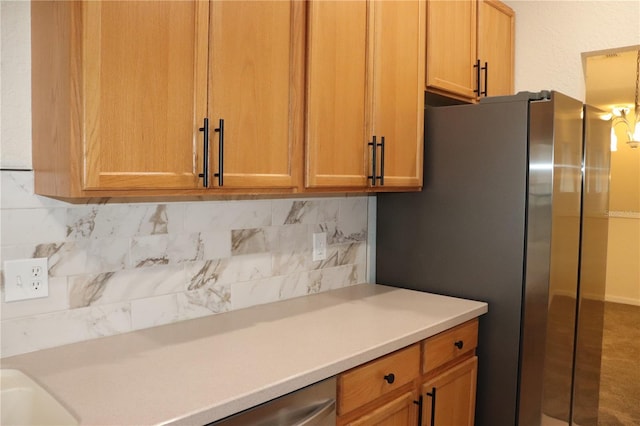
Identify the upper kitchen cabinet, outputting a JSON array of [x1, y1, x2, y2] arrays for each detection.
[[306, 0, 424, 191], [425, 0, 514, 102], [32, 1, 209, 197], [31, 1, 304, 198], [208, 1, 304, 190], [477, 0, 515, 97]]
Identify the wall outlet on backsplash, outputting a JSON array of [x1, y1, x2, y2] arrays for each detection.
[[312, 232, 327, 261], [3, 258, 49, 302]]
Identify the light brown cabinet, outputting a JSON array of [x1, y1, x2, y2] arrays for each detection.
[[32, 1, 303, 198], [32, 1, 209, 196], [425, 0, 514, 102], [420, 320, 479, 426], [336, 319, 479, 426], [306, 0, 424, 191], [32, 0, 423, 198], [208, 1, 303, 190]]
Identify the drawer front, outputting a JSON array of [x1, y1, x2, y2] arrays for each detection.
[[338, 344, 420, 415], [422, 319, 478, 373]]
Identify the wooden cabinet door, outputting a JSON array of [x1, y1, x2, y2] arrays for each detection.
[[341, 392, 418, 426], [306, 0, 369, 188], [370, 0, 425, 189], [425, 0, 478, 101], [82, 1, 209, 190], [478, 0, 514, 97], [421, 356, 478, 426], [209, 1, 303, 189]]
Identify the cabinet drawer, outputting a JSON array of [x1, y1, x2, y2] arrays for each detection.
[[422, 319, 478, 373], [338, 344, 420, 415]]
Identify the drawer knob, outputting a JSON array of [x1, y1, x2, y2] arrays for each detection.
[[383, 373, 395, 384], [454, 340, 464, 350]]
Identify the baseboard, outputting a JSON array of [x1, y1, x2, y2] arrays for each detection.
[[604, 295, 640, 306]]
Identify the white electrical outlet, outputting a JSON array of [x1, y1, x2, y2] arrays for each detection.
[[3, 258, 49, 302], [312, 232, 327, 261]]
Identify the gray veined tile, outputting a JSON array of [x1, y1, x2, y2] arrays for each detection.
[[338, 242, 367, 266], [231, 228, 277, 256], [34, 239, 129, 277], [184, 199, 272, 232], [131, 233, 204, 268], [272, 200, 317, 225], [68, 272, 113, 308], [66, 204, 183, 240]]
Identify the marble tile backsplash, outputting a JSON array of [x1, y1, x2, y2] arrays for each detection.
[[0, 171, 369, 357]]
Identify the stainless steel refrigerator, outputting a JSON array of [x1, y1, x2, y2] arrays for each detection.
[[375, 91, 610, 426]]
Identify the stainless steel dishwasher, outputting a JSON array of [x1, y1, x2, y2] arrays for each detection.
[[208, 377, 336, 426]]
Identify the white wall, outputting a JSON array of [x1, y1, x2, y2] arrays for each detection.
[[0, 1, 31, 169], [505, 0, 640, 101]]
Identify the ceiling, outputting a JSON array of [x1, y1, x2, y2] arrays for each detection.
[[585, 47, 639, 111]]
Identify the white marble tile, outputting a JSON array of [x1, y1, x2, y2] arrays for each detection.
[[1, 276, 69, 320], [130, 293, 180, 331], [231, 271, 311, 310], [338, 197, 369, 240], [316, 221, 367, 245], [272, 200, 318, 225], [338, 242, 367, 266], [185, 254, 272, 289], [130, 285, 230, 331], [68, 265, 186, 308], [0, 170, 70, 209], [307, 264, 363, 294], [130, 233, 203, 267], [179, 284, 231, 316], [200, 230, 232, 260], [277, 223, 310, 253], [0, 244, 39, 266], [231, 227, 278, 255], [66, 204, 184, 240], [1, 208, 67, 245], [272, 252, 310, 276], [311, 246, 340, 270], [184, 199, 272, 232], [0, 302, 131, 357], [231, 276, 281, 310], [33, 238, 129, 277]]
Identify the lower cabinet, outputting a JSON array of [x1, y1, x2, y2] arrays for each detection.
[[337, 319, 479, 426]]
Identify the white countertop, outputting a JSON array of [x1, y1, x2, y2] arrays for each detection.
[[1, 283, 487, 425]]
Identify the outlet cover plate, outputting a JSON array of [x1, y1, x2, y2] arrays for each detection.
[[3, 258, 49, 302], [312, 232, 327, 261]]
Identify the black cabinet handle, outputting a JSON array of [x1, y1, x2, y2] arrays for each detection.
[[454, 340, 464, 350], [198, 118, 209, 188], [426, 387, 437, 426], [378, 136, 385, 186], [368, 135, 378, 186], [214, 119, 224, 186], [383, 373, 395, 384], [473, 59, 481, 95], [481, 61, 488, 96], [413, 395, 423, 426]]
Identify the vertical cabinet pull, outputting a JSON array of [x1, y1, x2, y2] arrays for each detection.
[[378, 136, 385, 186], [426, 387, 437, 426], [473, 59, 481, 95], [214, 119, 224, 186], [413, 395, 423, 426], [198, 118, 209, 188], [481, 61, 488, 96], [368, 135, 386, 187], [368, 135, 378, 186]]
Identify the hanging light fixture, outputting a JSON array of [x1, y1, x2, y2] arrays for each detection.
[[611, 49, 640, 150]]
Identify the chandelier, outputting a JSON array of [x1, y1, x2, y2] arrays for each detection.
[[611, 49, 640, 150]]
